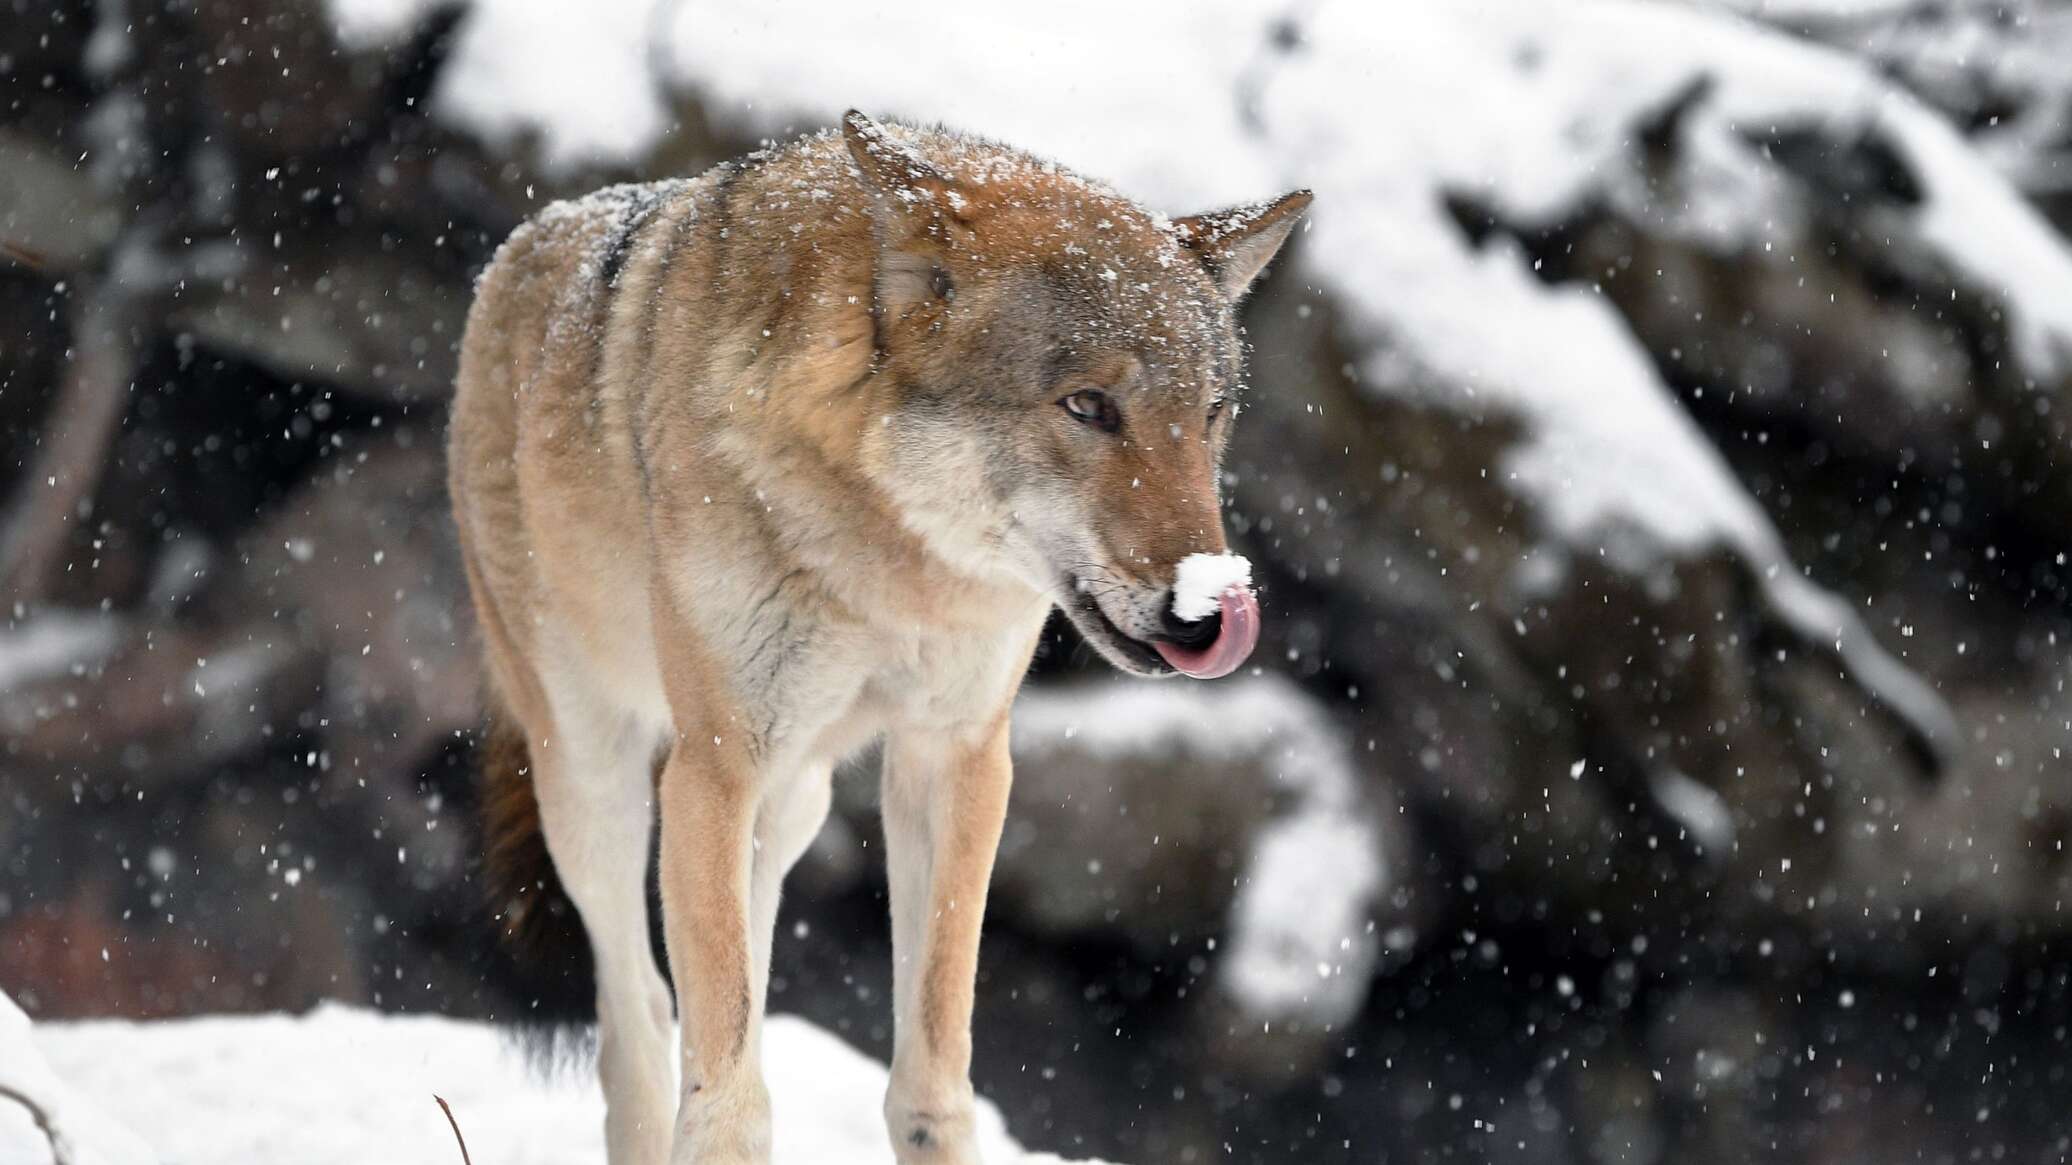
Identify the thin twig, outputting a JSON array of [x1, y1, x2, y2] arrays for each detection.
[[0, 1081, 72, 1165], [433, 1094, 473, 1165], [1, 241, 47, 270]]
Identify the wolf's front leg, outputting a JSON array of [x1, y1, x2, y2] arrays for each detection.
[[658, 736, 772, 1165], [880, 716, 1016, 1164]]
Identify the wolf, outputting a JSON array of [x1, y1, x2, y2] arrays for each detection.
[[447, 111, 1309, 1164]]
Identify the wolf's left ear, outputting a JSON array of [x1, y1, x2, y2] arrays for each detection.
[[1173, 190, 1313, 300], [842, 110, 966, 222], [842, 111, 971, 313]]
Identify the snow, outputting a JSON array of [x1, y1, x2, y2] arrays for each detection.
[[1711, 0, 1917, 16], [1762, 567, 1960, 762], [1556, 2, 2072, 379], [0, 611, 119, 692], [1251, 0, 2072, 556], [324, 0, 447, 51], [430, 0, 669, 173], [661, 2, 1281, 203], [1013, 677, 1384, 1025], [1014, 672, 1332, 765], [0, 997, 1114, 1165], [1169, 552, 1251, 622], [1721, 1, 2072, 265], [0, 992, 152, 1165], [1650, 769, 1737, 857], [1222, 809, 1382, 1027]]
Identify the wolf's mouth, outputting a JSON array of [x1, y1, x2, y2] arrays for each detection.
[[1059, 576, 1175, 675], [1057, 571, 1260, 680]]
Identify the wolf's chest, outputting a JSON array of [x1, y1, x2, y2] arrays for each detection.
[[780, 608, 1042, 762]]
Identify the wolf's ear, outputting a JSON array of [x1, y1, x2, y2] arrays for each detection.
[[844, 111, 968, 313], [1173, 190, 1313, 299], [842, 110, 966, 222]]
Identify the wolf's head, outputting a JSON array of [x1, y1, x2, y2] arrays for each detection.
[[842, 112, 1308, 679]]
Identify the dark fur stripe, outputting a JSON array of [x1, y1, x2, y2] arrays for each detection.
[[598, 222, 640, 289], [708, 159, 748, 303], [599, 186, 672, 289], [616, 178, 706, 501]]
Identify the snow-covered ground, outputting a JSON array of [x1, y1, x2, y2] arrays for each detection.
[[0, 994, 1109, 1165]]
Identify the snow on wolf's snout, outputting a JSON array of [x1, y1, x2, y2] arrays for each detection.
[[843, 113, 1309, 680]]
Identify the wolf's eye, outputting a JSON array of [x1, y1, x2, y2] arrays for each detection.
[[1207, 398, 1228, 425], [1059, 389, 1121, 433]]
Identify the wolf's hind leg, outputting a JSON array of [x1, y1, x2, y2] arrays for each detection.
[[532, 681, 675, 1165], [749, 761, 834, 1018]]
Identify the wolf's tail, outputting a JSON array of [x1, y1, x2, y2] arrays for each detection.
[[477, 709, 597, 1048]]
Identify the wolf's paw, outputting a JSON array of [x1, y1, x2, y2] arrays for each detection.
[[884, 1091, 982, 1165], [668, 1078, 773, 1165]]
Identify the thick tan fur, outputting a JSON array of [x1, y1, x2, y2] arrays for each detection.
[[450, 112, 1307, 1165]]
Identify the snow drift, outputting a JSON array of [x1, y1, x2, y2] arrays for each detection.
[[0, 993, 1114, 1165]]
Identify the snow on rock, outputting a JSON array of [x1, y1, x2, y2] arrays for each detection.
[[1169, 553, 1251, 622], [1255, 1, 1966, 758], [1460, 2, 2072, 378], [430, 0, 669, 173], [661, 1, 1281, 205], [0, 998, 1117, 1165], [0, 611, 119, 693], [1705, 0, 2072, 189], [1245, 0, 2070, 572], [322, 0, 448, 51], [1221, 808, 1383, 1027], [1012, 673, 1349, 783], [1012, 677, 1386, 1026], [1649, 768, 1737, 857]]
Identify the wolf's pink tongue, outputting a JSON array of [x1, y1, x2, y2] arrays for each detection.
[[1154, 585, 1260, 679]]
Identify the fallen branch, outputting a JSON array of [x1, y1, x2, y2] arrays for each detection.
[[0, 1081, 71, 1165], [0, 283, 139, 607], [433, 1094, 473, 1165]]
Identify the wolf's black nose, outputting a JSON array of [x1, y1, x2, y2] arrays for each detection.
[[1156, 600, 1222, 649]]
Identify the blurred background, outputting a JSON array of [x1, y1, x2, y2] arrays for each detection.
[[4, 0, 2071, 1161]]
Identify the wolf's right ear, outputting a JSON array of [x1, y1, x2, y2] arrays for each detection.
[[1173, 190, 1313, 300], [842, 110, 967, 223]]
